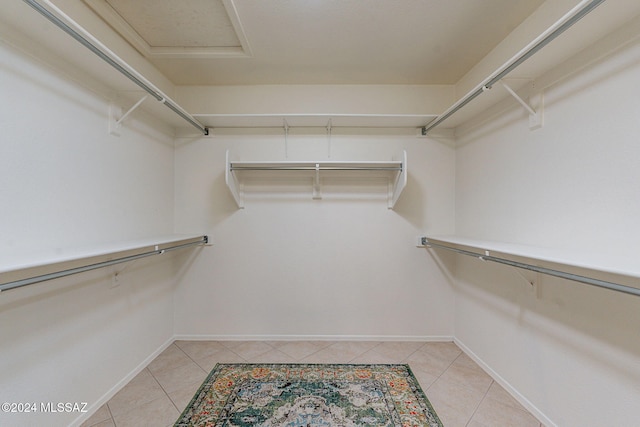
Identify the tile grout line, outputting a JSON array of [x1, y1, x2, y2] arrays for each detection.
[[447, 350, 493, 427], [400, 341, 428, 363], [219, 340, 273, 362], [346, 341, 383, 363], [84, 403, 116, 427], [451, 349, 540, 426], [288, 341, 335, 362], [146, 344, 196, 415], [105, 402, 116, 427], [425, 346, 464, 393], [402, 342, 457, 402], [173, 341, 217, 373], [476, 383, 545, 426], [464, 378, 494, 427]]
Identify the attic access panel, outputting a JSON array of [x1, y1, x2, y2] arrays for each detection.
[[85, 0, 251, 58]]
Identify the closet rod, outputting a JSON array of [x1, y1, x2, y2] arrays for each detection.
[[422, 0, 605, 134], [22, 0, 208, 135], [424, 239, 640, 298], [0, 236, 208, 293], [230, 166, 402, 171]]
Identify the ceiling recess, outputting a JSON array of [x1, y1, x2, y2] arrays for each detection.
[[84, 0, 251, 58]]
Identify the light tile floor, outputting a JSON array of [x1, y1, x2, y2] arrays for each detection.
[[80, 341, 543, 427]]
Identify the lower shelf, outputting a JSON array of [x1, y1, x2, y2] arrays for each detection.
[[423, 235, 640, 297], [0, 234, 208, 292]]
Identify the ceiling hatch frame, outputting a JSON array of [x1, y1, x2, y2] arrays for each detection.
[[84, 0, 252, 59]]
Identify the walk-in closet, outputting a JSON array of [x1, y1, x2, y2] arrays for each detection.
[[1, 1, 639, 426]]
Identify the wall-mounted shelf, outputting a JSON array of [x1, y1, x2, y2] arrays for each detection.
[[226, 150, 407, 209], [422, 235, 640, 297], [195, 114, 437, 130], [0, 234, 208, 292]]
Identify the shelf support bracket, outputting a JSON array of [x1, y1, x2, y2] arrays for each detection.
[[116, 95, 148, 126], [283, 119, 290, 159], [507, 260, 537, 288], [500, 81, 543, 130], [313, 163, 322, 199], [326, 118, 332, 158], [109, 95, 148, 136]]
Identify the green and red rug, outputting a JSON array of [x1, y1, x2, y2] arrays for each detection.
[[174, 363, 442, 427]]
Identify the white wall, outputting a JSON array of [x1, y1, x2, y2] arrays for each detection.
[[453, 35, 640, 426], [6, 2, 639, 426], [173, 132, 456, 339], [0, 39, 178, 427], [177, 84, 453, 116]]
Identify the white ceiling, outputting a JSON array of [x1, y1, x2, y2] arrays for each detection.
[[84, 0, 545, 85]]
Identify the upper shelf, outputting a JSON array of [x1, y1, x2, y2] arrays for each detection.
[[194, 114, 437, 130], [422, 0, 640, 133], [226, 150, 407, 209], [12, 0, 207, 135]]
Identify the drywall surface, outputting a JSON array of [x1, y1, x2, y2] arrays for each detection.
[[0, 40, 177, 427], [173, 133, 456, 339], [453, 37, 640, 426], [177, 84, 454, 116]]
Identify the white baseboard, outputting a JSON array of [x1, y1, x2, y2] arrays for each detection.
[[69, 336, 175, 427], [173, 334, 455, 342], [454, 338, 556, 427]]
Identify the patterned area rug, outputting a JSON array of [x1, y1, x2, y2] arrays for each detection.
[[174, 363, 442, 427]]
